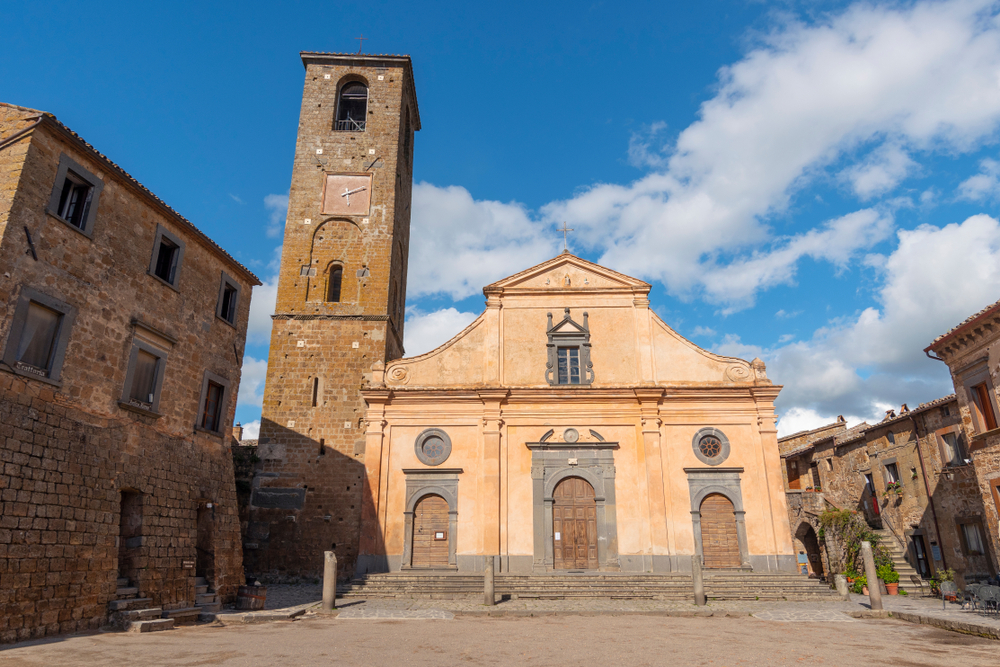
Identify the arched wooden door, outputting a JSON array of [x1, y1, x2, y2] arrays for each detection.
[[553, 477, 598, 570], [411, 495, 449, 568], [700, 493, 741, 569]]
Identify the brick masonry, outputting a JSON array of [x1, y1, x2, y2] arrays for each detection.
[[0, 103, 258, 642], [247, 54, 418, 579]]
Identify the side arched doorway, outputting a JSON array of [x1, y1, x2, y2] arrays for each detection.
[[700, 493, 741, 569], [553, 477, 598, 570], [795, 522, 826, 577], [411, 494, 450, 568]]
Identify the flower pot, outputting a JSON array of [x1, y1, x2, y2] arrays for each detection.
[[886, 583, 898, 595], [862, 586, 869, 595]]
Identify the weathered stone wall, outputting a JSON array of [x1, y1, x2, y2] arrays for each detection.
[[0, 106, 257, 642], [250, 54, 417, 578]]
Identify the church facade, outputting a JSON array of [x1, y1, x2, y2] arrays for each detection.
[[357, 253, 795, 574]]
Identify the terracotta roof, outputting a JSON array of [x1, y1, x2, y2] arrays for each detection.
[[926, 298, 1000, 352], [871, 394, 957, 429], [1, 103, 260, 285], [777, 419, 846, 445]]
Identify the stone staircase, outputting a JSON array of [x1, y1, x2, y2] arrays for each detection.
[[873, 528, 924, 594], [108, 578, 174, 633], [193, 576, 222, 621], [338, 571, 840, 601]]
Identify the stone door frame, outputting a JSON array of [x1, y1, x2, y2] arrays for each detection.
[[400, 468, 462, 570], [684, 467, 751, 569], [528, 440, 620, 572]]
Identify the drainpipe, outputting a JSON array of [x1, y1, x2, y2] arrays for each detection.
[[910, 413, 948, 571], [0, 115, 43, 152]]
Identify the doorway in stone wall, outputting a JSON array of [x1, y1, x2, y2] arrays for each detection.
[[796, 522, 825, 577], [553, 477, 598, 570], [118, 491, 143, 584], [700, 493, 741, 569], [196, 503, 216, 585]]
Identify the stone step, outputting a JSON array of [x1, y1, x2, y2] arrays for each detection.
[[115, 586, 138, 598], [128, 618, 174, 633], [121, 607, 163, 621], [161, 607, 203, 625], [195, 576, 208, 586], [196, 593, 217, 605], [108, 597, 153, 612], [117, 577, 130, 588], [197, 601, 222, 613], [195, 585, 209, 596]]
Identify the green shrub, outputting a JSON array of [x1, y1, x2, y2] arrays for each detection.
[[877, 563, 899, 584], [852, 573, 867, 594]]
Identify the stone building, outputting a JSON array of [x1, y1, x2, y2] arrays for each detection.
[[779, 395, 994, 587], [926, 298, 1000, 581], [0, 103, 259, 642], [247, 52, 418, 578], [356, 253, 795, 574]]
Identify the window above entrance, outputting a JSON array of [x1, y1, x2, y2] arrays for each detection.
[[545, 308, 594, 386]]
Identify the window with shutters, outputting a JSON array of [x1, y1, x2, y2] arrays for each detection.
[[971, 381, 999, 432], [148, 225, 185, 289], [46, 153, 103, 237], [2, 287, 77, 384], [939, 431, 969, 467], [196, 371, 231, 435], [121, 342, 167, 414]]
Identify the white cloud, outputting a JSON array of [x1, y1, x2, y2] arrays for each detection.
[[627, 121, 670, 169], [404, 307, 479, 357], [264, 193, 289, 238], [757, 214, 1000, 428], [237, 356, 269, 410], [247, 246, 281, 344], [409, 183, 559, 300], [776, 407, 865, 439], [692, 325, 717, 337], [541, 0, 1000, 308], [240, 420, 260, 440], [958, 158, 1000, 201]]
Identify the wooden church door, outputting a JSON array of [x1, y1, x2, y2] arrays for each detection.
[[411, 495, 449, 568], [553, 477, 598, 570], [700, 493, 741, 568]]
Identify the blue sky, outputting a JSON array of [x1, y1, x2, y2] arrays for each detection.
[[7, 0, 1000, 438]]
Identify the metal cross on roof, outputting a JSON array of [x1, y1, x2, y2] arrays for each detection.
[[559, 221, 574, 252], [356, 34, 368, 54]]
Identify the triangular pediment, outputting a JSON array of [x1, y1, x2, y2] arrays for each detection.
[[485, 252, 651, 294]]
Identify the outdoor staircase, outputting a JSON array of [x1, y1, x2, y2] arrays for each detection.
[[337, 571, 841, 601], [108, 578, 174, 633], [193, 576, 222, 621], [873, 528, 924, 594]]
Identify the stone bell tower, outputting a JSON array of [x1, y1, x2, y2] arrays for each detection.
[[247, 52, 419, 577]]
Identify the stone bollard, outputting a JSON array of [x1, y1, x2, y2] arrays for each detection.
[[861, 541, 882, 611], [834, 574, 850, 600], [692, 555, 706, 606], [484, 555, 495, 606], [322, 551, 337, 612]]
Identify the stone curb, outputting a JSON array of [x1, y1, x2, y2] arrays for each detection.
[[849, 610, 1000, 640], [451, 609, 725, 618], [214, 608, 308, 625]]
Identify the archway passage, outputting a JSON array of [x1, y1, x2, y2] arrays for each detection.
[[701, 493, 741, 569], [196, 504, 215, 584], [411, 495, 449, 568], [553, 477, 598, 570], [796, 523, 825, 577]]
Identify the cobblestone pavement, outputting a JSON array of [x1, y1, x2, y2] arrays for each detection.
[[751, 609, 855, 622], [3, 609, 996, 666], [336, 608, 455, 619]]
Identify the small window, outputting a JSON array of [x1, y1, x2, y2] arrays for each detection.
[[971, 382, 999, 432], [122, 343, 166, 413], [216, 272, 241, 325], [2, 287, 76, 384], [942, 405, 951, 417], [46, 154, 103, 236], [327, 266, 343, 303], [959, 522, 986, 556], [200, 381, 224, 432], [311, 376, 321, 407], [787, 460, 801, 490], [195, 371, 231, 434], [557, 347, 580, 384], [940, 432, 968, 467], [864, 473, 875, 493], [148, 225, 185, 288], [885, 462, 899, 484], [335, 82, 368, 131], [826, 458, 834, 471], [886, 431, 895, 445]]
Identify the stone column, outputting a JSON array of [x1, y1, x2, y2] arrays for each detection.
[[484, 555, 495, 606], [357, 391, 390, 572], [834, 574, 850, 600], [692, 554, 706, 606], [861, 541, 882, 611], [479, 391, 507, 560], [322, 551, 337, 612], [636, 389, 668, 569]]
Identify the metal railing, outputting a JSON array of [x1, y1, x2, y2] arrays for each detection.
[[335, 118, 366, 132]]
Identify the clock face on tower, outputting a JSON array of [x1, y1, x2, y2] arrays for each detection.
[[322, 173, 373, 216]]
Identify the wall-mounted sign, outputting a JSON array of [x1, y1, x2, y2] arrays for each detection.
[[555, 532, 561, 541], [434, 532, 446, 541]]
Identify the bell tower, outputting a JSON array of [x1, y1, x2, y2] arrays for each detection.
[[248, 52, 418, 577]]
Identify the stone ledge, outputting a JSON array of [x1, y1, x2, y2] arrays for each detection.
[[213, 608, 308, 625], [849, 610, 1000, 640]]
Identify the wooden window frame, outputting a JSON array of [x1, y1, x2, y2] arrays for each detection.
[[1, 287, 77, 385], [961, 364, 1000, 434], [120, 339, 168, 416], [956, 518, 988, 557], [195, 370, 231, 436], [46, 153, 104, 238]]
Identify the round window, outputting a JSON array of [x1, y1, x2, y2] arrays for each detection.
[[414, 428, 452, 466], [691, 428, 730, 466]]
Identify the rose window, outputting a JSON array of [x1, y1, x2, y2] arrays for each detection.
[[699, 436, 722, 459]]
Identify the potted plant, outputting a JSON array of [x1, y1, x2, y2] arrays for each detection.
[[883, 481, 902, 498], [937, 568, 958, 601], [878, 563, 900, 595], [853, 573, 868, 595]]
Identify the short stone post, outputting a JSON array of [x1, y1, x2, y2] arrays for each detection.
[[834, 574, 850, 600], [484, 556, 495, 606], [322, 551, 337, 612], [692, 554, 706, 606], [861, 541, 882, 611]]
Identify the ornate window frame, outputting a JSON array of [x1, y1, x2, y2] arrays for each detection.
[[414, 428, 452, 466], [691, 427, 731, 466], [544, 308, 594, 386]]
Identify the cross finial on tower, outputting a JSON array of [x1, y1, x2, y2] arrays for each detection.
[[558, 221, 574, 252], [356, 34, 368, 53]]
